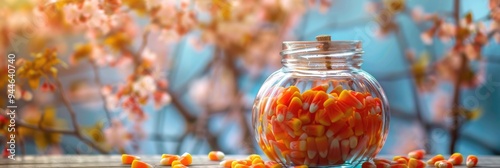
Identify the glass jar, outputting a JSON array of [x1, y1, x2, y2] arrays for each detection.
[[252, 38, 389, 167]]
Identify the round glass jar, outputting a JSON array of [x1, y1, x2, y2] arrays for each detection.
[[252, 39, 389, 167]]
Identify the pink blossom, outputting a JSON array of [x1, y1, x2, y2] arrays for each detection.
[[187, 36, 205, 51], [189, 77, 210, 106], [132, 76, 157, 97], [364, 1, 379, 14], [141, 48, 157, 62], [153, 91, 171, 110], [105, 94, 119, 111], [101, 85, 113, 96], [431, 92, 450, 124], [104, 120, 131, 149], [145, 0, 163, 10], [319, 0, 332, 13], [495, 33, 500, 43], [464, 44, 479, 60], [420, 31, 433, 45], [14, 86, 33, 101], [47, 145, 63, 155], [158, 28, 181, 43], [81, 0, 100, 18], [63, 4, 80, 24], [437, 22, 456, 43], [86, 10, 111, 34], [411, 6, 426, 22], [490, 0, 500, 21]]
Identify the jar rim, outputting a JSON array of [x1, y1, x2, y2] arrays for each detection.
[[280, 40, 362, 56]]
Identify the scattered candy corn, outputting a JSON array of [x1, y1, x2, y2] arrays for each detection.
[[408, 149, 425, 160], [394, 158, 407, 165], [466, 155, 478, 167], [435, 160, 453, 168], [220, 159, 235, 168], [408, 158, 425, 168], [131, 160, 152, 168], [208, 151, 225, 161], [448, 153, 463, 165], [393, 156, 409, 162], [179, 152, 193, 165], [120, 152, 483, 168], [122, 154, 140, 164], [427, 154, 445, 165], [171, 160, 183, 166]]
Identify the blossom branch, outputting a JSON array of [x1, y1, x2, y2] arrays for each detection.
[[395, 25, 431, 151], [90, 61, 113, 126], [136, 27, 151, 65], [224, 50, 255, 153], [54, 78, 109, 154], [391, 108, 500, 154], [1, 111, 108, 154], [38, 109, 46, 129], [449, 0, 466, 154]]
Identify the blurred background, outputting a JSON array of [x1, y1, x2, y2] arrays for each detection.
[[1, 0, 499, 157]]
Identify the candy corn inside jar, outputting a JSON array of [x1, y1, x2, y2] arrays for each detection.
[[252, 35, 390, 167]]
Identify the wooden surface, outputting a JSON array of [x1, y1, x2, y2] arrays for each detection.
[[0, 155, 499, 167]]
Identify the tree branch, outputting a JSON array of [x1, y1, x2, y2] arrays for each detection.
[[90, 61, 113, 126], [168, 92, 196, 123], [449, 0, 466, 154], [395, 25, 431, 151], [54, 78, 109, 154]]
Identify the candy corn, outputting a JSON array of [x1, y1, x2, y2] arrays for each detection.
[[435, 160, 453, 168], [122, 154, 139, 164], [407, 149, 425, 160], [220, 159, 235, 168], [466, 155, 478, 167], [425, 154, 444, 165], [254, 85, 386, 166], [208, 151, 225, 161], [131, 160, 152, 168], [408, 158, 425, 168], [448, 153, 463, 165], [179, 152, 193, 165]]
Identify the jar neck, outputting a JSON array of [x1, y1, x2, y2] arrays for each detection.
[[280, 41, 363, 71]]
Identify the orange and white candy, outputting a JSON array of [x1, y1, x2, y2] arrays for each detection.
[[208, 151, 225, 161], [179, 152, 193, 165], [131, 160, 152, 168], [407, 149, 425, 160], [121, 154, 140, 164], [427, 154, 445, 165], [448, 153, 464, 165], [408, 158, 425, 168], [435, 160, 453, 168], [466, 155, 478, 167], [159, 154, 180, 166], [220, 159, 235, 168]]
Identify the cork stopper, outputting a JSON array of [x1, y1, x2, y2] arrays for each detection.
[[316, 35, 332, 69], [315, 35, 331, 51], [315, 35, 331, 41]]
